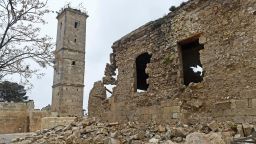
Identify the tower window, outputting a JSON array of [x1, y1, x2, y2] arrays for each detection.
[[74, 21, 80, 28], [136, 53, 152, 92], [59, 22, 62, 38], [74, 39, 77, 43], [178, 37, 204, 86], [72, 61, 76, 65]]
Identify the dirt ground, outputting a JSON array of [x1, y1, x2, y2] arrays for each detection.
[[0, 133, 34, 144]]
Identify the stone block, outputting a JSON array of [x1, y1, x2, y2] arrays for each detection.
[[41, 117, 76, 130], [162, 113, 171, 120], [242, 123, 254, 137], [172, 113, 180, 119], [142, 114, 151, 122], [233, 116, 246, 123], [252, 99, 256, 108], [215, 101, 232, 110], [170, 106, 181, 113], [163, 106, 180, 115], [233, 108, 256, 116], [240, 89, 256, 99], [248, 98, 252, 108], [148, 106, 158, 115], [235, 99, 248, 109], [163, 107, 172, 114], [208, 121, 219, 132]]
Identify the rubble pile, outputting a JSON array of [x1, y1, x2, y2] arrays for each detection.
[[12, 118, 256, 144]]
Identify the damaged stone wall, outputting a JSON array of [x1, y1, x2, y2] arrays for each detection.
[[89, 0, 256, 124], [88, 81, 108, 118], [0, 102, 33, 134]]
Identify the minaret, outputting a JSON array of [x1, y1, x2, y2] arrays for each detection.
[[51, 8, 88, 116]]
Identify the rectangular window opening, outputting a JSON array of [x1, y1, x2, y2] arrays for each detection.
[[178, 37, 204, 86], [135, 53, 152, 92], [59, 22, 62, 36], [74, 21, 79, 28], [72, 61, 76, 65]]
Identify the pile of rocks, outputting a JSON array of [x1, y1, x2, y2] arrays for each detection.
[[11, 118, 255, 144]]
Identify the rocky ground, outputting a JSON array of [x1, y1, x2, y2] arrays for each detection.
[[11, 117, 256, 144], [0, 133, 33, 144]]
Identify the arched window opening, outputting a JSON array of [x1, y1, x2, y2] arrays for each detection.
[[136, 53, 152, 92]]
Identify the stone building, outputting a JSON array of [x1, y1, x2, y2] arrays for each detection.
[[89, 0, 256, 124], [51, 8, 88, 117]]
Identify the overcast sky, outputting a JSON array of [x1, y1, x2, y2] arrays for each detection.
[[28, 0, 187, 110]]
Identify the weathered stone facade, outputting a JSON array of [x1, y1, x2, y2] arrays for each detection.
[[41, 117, 76, 130], [51, 8, 88, 117], [0, 101, 52, 134], [89, 0, 256, 124], [0, 102, 33, 134]]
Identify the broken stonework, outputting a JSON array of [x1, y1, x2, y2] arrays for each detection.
[[88, 0, 256, 125], [88, 81, 107, 117], [103, 76, 116, 85], [12, 118, 239, 144], [102, 53, 118, 85]]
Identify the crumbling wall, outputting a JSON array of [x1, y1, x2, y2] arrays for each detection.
[[88, 81, 107, 118], [90, 0, 256, 124]]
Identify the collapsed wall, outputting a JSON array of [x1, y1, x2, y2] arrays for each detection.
[[89, 0, 256, 124]]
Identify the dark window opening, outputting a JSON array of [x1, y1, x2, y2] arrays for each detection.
[[59, 22, 62, 38], [72, 61, 76, 65], [26, 116, 30, 132], [74, 22, 79, 28], [179, 38, 204, 86], [74, 39, 77, 43], [136, 53, 152, 92]]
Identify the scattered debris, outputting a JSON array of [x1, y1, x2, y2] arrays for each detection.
[[11, 118, 256, 144]]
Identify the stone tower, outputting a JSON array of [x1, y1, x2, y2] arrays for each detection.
[[51, 8, 88, 117]]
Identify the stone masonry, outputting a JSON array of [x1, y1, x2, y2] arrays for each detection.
[[89, 0, 256, 124], [51, 8, 88, 117], [0, 101, 53, 134]]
